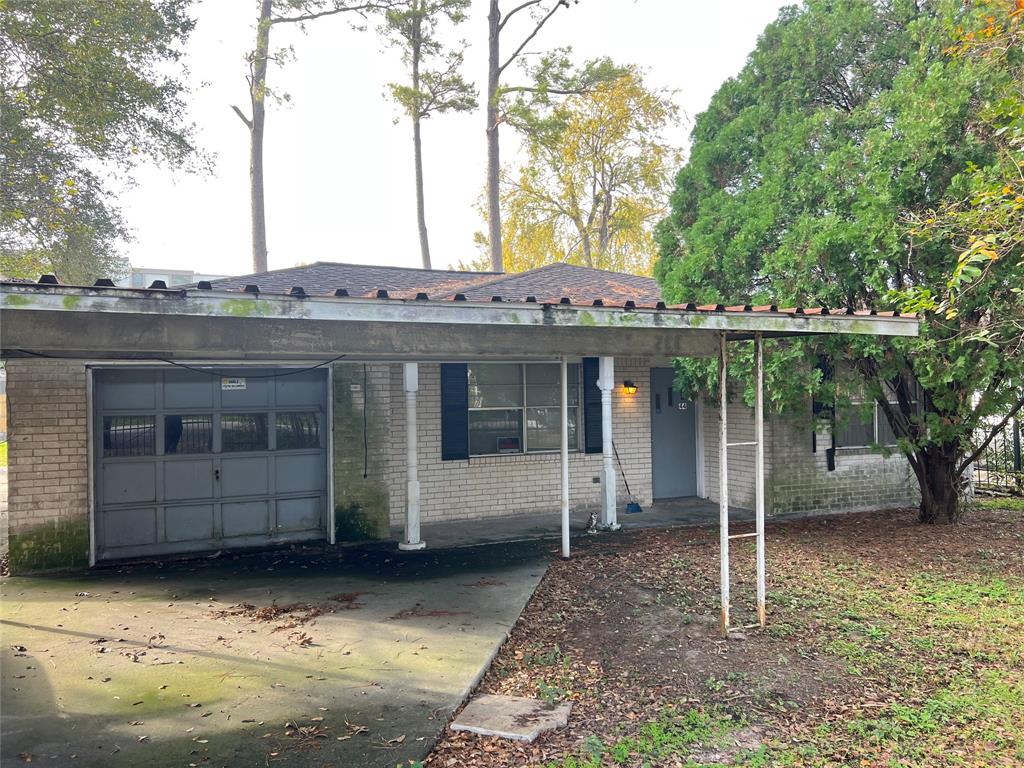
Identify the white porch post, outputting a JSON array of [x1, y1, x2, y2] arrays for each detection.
[[754, 332, 766, 627], [598, 356, 619, 530], [718, 333, 730, 634], [560, 356, 571, 559], [399, 362, 425, 551]]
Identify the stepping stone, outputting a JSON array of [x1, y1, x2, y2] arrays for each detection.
[[450, 694, 571, 743]]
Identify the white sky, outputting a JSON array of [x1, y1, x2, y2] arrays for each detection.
[[120, 0, 791, 277]]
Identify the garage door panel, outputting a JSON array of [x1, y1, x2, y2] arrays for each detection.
[[103, 507, 157, 547], [220, 376, 270, 407], [164, 461, 214, 501], [165, 505, 215, 542], [276, 454, 324, 493], [277, 497, 321, 531], [103, 462, 157, 504], [220, 456, 269, 497], [99, 370, 156, 410], [163, 370, 214, 408], [223, 501, 270, 537], [276, 374, 323, 407]]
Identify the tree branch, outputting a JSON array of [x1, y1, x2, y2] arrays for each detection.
[[957, 395, 1024, 475], [498, 0, 566, 74], [271, 1, 401, 25], [498, 0, 545, 32], [230, 104, 253, 129]]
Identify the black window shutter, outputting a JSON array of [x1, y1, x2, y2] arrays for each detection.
[[440, 363, 469, 461], [811, 356, 837, 471], [582, 357, 603, 454]]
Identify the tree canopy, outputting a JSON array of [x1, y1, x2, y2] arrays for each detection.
[[499, 68, 678, 274], [0, 0, 203, 284], [654, 0, 1024, 523]]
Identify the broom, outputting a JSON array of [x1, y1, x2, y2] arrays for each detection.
[[612, 440, 643, 514]]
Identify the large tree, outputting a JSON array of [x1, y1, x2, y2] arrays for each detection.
[[383, 0, 476, 269], [500, 69, 678, 274], [233, 0, 405, 273], [655, 0, 1024, 524], [483, 0, 576, 272], [0, 0, 202, 284]]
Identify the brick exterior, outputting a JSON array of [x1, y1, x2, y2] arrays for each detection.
[[5, 358, 91, 571], [701, 385, 918, 516], [383, 358, 654, 526], [0, 358, 918, 571]]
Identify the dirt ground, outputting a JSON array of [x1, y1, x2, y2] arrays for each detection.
[[426, 505, 1024, 768]]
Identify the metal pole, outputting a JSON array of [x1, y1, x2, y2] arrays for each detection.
[[560, 356, 570, 559], [754, 333, 766, 627], [718, 333, 729, 635]]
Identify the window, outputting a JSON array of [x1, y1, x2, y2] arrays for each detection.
[[164, 415, 213, 454], [835, 388, 915, 449], [103, 416, 156, 457], [221, 413, 268, 452], [276, 412, 320, 450], [467, 363, 579, 456]]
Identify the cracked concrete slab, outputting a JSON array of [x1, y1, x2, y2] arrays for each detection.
[[450, 694, 571, 742]]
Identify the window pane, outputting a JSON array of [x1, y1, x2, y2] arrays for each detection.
[[103, 416, 155, 457], [876, 406, 899, 446], [164, 415, 212, 454], [525, 363, 580, 407], [526, 407, 578, 452], [469, 409, 523, 455], [221, 413, 268, 452], [276, 412, 320, 450], [468, 364, 523, 408], [835, 406, 874, 448]]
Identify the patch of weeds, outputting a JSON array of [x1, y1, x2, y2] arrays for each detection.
[[538, 679, 569, 704], [972, 496, 1024, 512], [608, 706, 737, 765], [910, 573, 1019, 608], [765, 621, 797, 638]]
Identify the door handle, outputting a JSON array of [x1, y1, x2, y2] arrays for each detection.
[[214, 468, 221, 481]]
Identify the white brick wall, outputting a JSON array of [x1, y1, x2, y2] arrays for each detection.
[[5, 358, 90, 536], [384, 358, 654, 525]]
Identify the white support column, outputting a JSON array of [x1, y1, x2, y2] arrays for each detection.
[[718, 333, 730, 634], [399, 362, 425, 551], [754, 333, 766, 627], [598, 356, 619, 530], [560, 356, 571, 559]]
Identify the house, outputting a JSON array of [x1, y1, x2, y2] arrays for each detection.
[[0, 262, 919, 601]]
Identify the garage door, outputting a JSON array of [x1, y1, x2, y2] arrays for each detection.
[[94, 367, 329, 561]]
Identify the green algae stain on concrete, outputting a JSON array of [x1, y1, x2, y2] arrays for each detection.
[[220, 299, 268, 318], [577, 311, 597, 327], [4, 294, 32, 308], [62, 294, 82, 310], [8, 516, 90, 574]]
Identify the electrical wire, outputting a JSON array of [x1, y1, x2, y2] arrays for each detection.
[[10, 349, 347, 378]]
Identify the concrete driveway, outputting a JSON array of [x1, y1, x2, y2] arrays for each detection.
[[1, 541, 550, 767]]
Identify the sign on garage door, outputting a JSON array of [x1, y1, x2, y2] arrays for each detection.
[[94, 367, 329, 561]]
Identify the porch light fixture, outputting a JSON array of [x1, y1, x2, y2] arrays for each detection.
[[623, 380, 637, 395]]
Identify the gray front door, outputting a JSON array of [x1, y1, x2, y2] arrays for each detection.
[[94, 367, 328, 561], [650, 367, 697, 499]]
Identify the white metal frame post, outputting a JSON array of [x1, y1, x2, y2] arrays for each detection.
[[399, 362, 425, 551], [598, 356, 619, 530], [560, 356, 571, 558], [718, 334, 730, 634], [754, 333, 766, 626]]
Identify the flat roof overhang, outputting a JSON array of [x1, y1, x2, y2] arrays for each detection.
[[0, 284, 919, 361]]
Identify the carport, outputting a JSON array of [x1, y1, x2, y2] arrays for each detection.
[[1, 278, 918, 633]]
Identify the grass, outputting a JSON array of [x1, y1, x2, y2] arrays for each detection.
[[427, 504, 1024, 768]]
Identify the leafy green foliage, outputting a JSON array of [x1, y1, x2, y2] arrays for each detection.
[[0, 0, 203, 283], [654, 0, 1024, 522]]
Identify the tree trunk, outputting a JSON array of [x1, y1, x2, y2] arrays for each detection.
[[249, 0, 272, 274], [486, 0, 503, 273], [411, 9, 430, 269], [912, 442, 963, 524]]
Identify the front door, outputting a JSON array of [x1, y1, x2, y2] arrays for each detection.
[[650, 368, 697, 499]]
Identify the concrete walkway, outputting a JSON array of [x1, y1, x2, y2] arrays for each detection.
[[396, 497, 753, 549], [0, 541, 550, 767]]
